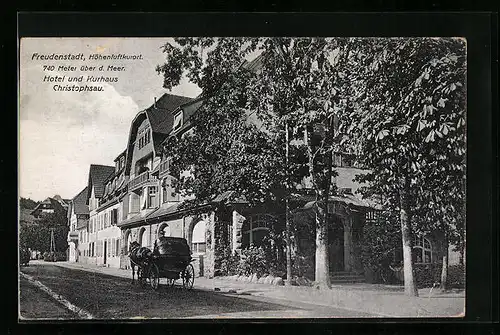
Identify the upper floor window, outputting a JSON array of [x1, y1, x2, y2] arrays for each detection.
[[111, 208, 118, 225], [173, 111, 183, 131], [333, 152, 356, 168], [138, 128, 151, 150], [147, 186, 158, 208]]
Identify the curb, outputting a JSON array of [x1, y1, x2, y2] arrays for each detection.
[[20, 272, 94, 319]]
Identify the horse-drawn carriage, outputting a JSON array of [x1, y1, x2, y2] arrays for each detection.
[[128, 237, 195, 291]]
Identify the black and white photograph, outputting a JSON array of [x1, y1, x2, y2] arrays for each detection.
[[18, 36, 467, 320]]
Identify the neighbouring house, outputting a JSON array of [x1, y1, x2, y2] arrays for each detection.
[[30, 196, 68, 219], [116, 93, 198, 270], [85, 164, 116, 266], [91, 150, 128, 268], [66, 187, 89, 263]]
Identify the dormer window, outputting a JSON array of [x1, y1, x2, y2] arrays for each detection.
[[173, 111, 183, 131]]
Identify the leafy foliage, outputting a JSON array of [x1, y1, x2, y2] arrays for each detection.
[[19, 213, 69, 253], [237, 245, 268, 277], [360, 210, 402, 284], [157, 38, 467, 292], [20, 197, 39, 210]]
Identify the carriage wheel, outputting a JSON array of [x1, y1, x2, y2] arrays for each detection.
[[182, 264, 195, 290], [149, 264, 160, 291]]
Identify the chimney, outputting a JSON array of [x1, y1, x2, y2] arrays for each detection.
[[154, 97, 157, 108]]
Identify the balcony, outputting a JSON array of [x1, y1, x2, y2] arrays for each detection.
[[129, 171, 155, 191]]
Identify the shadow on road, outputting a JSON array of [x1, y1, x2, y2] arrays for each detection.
[[20, 263, 293, 319]]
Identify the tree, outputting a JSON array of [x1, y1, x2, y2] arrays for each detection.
[[157, 37, 366, 289], [20, 197, 39, 210], [20, 212, 69, 254], [347, 37, 466, 296]]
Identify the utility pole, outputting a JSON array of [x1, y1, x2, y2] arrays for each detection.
[[50, 228, 56, 261], [285, 120, 292, 286]]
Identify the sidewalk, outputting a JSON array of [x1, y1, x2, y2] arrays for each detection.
[[38, 261, 465, 318]]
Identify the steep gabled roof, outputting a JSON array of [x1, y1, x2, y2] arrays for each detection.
[[146, 93, 194, 134], [124, 93, 194, 175], [71, 187, 89, 215], [87, 164, 115, 201]]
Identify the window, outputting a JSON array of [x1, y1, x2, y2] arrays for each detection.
[[158, 223, 171, 238], [242, 214, 274, 248], [162, 176, 179, 203], [191, 221, 206, 254], [413, 236, 433, 264], [111, 209, 118, 225], [145, 129, 150, 144], [139, 228, 148, 247], [124, 231, 132, 253], [173, 112, 183, 131], [116, 239, 120, 256], [148, 186, 157, 208], [108, 239, 111, 257]]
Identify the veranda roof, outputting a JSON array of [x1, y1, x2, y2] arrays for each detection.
[[300, 193, 373, 211]]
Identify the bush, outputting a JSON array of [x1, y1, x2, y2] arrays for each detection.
[[292, 254, 315, 280], [237, 245, 268, 277], [414, 263, 442, 288], [217, 247, 240, 276], [447, 264, 465, 289], [54, 251, 67, 261], [42, 251, 66, 262], [43, 251, 55, 262]]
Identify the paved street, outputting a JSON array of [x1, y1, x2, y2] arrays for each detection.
[[19, 262, 376, 319], [19, 275, 79, 319]]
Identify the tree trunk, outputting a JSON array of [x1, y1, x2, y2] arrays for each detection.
[[399, 176, 419, 297], [285, 121, 292, 286], [440, 233, 449, 291], [314, 202, 331, 289]]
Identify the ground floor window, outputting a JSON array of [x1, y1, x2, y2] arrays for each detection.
[[139, 228, 148, 247], [191, 220, 206, 254], [123, 230, 132, 254], [413, 236, 433, 264], [242, 214, 274, 248], [158, 223, 171, 238], [115, 239, 120, 256]]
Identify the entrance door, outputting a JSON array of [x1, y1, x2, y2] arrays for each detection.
[[328, 216, 344, 272], [103, 241, 107, 265]]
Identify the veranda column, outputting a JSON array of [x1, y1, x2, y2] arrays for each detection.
[[232, 210, 245, 253]]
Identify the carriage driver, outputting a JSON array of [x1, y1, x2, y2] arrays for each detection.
[[153, 228, 169, 255]]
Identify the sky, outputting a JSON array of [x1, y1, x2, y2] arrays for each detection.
[[19, 38, 202, 202]]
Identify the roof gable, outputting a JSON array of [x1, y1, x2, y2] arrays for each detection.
[[124, 93, 194, 175], [87, 164, 115, 200], [71, 187, 89, 215]]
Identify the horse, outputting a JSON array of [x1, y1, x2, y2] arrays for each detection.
[[128, 241, 153, 285]]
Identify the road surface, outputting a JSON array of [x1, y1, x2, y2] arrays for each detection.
[[19, 262, 376, 319]]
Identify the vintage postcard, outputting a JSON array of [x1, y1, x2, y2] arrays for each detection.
[[18, 37, 466, 320]]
